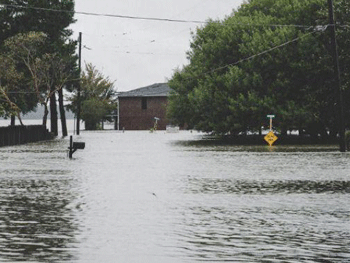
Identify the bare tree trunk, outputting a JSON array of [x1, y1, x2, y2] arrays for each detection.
[[10, 115, 15, 126], [50, 93, 58, 136], [43, 104, 49, 127], [58, 89, 68, 137], [16, 112, 24, 126]]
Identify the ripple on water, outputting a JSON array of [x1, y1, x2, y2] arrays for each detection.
[[0, 176, 82, 262], [0, 132, 349, 262], [172, 195, 350, 262], [187, 178, 350, 195]]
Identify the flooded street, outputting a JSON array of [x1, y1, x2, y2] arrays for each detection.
[[0, 130, 349, 262]]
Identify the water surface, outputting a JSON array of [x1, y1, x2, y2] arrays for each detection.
[[0, 131, 349, 262]]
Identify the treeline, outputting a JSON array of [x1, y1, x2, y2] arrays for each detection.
[[167, 0, 350, 139], [0, 0, 78, 137], [0, 1, 119, 133]]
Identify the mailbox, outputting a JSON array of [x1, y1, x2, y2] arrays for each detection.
[[73, 142, 85, 150], [69, 136, 85, 158]]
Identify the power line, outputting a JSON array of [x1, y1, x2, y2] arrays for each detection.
[[1, 3, 341, 30], [0, 3, 343, 94], [0, 4, 205, 24], [1, 27, 327, 95], [185, 26, 327, 80]]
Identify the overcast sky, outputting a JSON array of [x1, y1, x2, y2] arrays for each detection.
[[69, 0, 245, 92]]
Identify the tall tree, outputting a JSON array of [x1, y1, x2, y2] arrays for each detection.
[[2, 32, 72, 128], [0, 0, 77, 135], [167, 0, 350, 138]]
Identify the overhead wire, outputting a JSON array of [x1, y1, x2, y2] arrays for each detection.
[[2, 26, 329, 95], [0, 4, 205, 24], [0, 3, 335, 29], [182, 26, 328, 81], [0, 4, 344, 93], [1, 2, 337, 54], [120, 0, 211, 37], [74, 22, 328, 60]]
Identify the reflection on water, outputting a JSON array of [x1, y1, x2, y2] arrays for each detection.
[[188, 178, 350, 194], [0, 131, 349, 262], [0, 179, 79, 262], [0, 140, 81, 262], [179, 197, 350, 262]]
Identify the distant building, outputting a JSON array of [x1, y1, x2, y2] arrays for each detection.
[[117, 83, 171, 130]]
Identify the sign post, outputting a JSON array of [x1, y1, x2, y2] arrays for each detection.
[[264, 115, 278, 146], [267, 115, 275, 130]]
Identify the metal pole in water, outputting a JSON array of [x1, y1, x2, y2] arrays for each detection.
[[69, 136, 73, 159], [77, 32, 82, 136], [328, 0, 346, 152]]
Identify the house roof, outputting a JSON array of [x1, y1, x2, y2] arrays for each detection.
[[118, 83, 170, 98]]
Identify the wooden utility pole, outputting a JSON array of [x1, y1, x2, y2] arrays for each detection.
[[77, 32, 82, 135], [328, 0, 346, 152]]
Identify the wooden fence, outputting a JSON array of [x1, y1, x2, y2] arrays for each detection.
[[0, 125, 53, 147]]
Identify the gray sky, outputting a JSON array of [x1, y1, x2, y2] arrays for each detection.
[[69, 0, 244, 92]]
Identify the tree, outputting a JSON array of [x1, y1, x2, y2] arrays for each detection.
[[68, 63, 117, 130], [0, 0, 78, 135], [167, 0, 350, 138], [2, 32, 72, 130], [0, 55, 25, 124], [36, 53, 72, 130], [0, 38, 39, 124], [0, 32, 46, 124]]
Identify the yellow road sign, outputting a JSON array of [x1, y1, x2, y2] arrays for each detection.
[[264, 131, 278, 146]]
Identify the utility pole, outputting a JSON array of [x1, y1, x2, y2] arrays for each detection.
[[328, 0, 346, 152], [77, 32, 82, 135]]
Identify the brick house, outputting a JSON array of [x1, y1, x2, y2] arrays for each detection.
[[117, 83, 171, 130]]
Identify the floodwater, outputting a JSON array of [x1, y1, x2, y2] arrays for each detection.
[[0, 128, 349, 262]]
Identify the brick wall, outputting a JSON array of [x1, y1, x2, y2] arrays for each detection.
[[119, 96, 169, 130]]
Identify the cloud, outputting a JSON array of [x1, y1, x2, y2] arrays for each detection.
[[70, 0, 243, 91]]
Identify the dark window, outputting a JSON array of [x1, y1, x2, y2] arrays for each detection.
[[141, 97, 147, 110]]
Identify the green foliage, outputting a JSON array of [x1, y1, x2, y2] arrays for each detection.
[[0, 0, 77, 129], [1, 32, 71, 126], [68, 63, 117, 130], [0, 32, 47, 120], [81, 98, 114, 130], [0, 54, 23, 118], [0, 0, 75, 43], [0, 1, 77, 79], [168, 0, 350, 137]]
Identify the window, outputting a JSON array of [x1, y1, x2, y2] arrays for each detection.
[[141, 97, 147, 110]]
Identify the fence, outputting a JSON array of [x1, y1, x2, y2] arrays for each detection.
[[0, 125, 53, 147]]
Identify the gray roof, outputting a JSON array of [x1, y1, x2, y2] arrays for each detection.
[[118, 83, 170, 98]]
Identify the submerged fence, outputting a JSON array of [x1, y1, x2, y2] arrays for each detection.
[[0, 125, 53, 147]]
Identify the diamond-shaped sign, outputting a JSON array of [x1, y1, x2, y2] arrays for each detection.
[[264, 131, 278, 146]]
